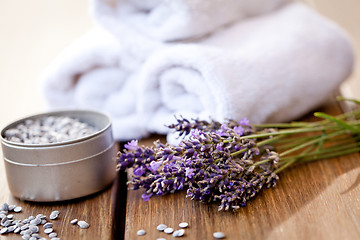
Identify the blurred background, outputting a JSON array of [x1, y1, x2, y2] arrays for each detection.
[[0, 0, 359, 130]]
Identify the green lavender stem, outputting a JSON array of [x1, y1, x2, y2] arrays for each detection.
[[239, 125, 342, 140], [279, 130, 346, 157]]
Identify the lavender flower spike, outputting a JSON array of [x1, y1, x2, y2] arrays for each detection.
[[234, 126, 244, 136], [133, 167, 146, 176], [239, 117, 250, 126], [117, 105, 360, 212], [124, 139, 139, 151], [185, 167, 195, 179], [149, 161, 162, 172], [141, 192, 153, 201]]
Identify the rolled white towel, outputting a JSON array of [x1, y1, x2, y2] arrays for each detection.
[[136, 3, 354, 139], [90, 0, 291, 41], [39, 28, 149, 140]]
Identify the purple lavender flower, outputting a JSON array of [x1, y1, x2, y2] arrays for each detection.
[[214, 124, 230, 137], [216, 143, 223, 151], [191, 129, 202, 138], [185, 167, 195, 179], [234, 126, 244, 136], [133, 166, 146, 176], [141, 192, 153, 201], [239, 117, 250, 126], [149, 161, 162, 172], [168, 117, 221, 136], [117, 110, 360, 211], [117, 117, 280, 211], [124, 139, 139, 151], [221, 124, 229, 131]]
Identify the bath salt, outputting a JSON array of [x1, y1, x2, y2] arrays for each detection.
[[4, 116, 98, 144]]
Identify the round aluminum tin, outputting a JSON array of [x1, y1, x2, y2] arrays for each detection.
[[0, 110, 116, 202]]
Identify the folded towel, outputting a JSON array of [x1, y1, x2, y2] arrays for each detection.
[[90, 0, 291, 41], [135, 3, 354, 141], [39, 28, 149, 140], [41, 2, 353, 143]]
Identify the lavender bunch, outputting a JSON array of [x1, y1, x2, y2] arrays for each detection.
[[117, 123, 279, 211], [117, 98, 360, 211]]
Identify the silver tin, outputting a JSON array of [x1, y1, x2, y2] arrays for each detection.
[[0, 110, 116, 202]]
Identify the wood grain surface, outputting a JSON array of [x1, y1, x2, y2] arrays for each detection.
[[0, 153, 115, 240], [0, 103, 359, 240], [0, 0, 359, 239], [118, 101, 360, 240]]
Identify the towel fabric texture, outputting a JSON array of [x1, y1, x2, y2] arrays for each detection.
[[91, 0, 291, 41], [136, 3, 354, 136], [40, 28, 148, 140], [40, 2, 354, 142]]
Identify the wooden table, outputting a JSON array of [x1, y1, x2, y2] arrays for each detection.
[[0, 0, 359, 239], [0, 100, 360, 240]]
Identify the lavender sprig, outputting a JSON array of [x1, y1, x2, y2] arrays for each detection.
[[117, 99, 360, 211], [118, 118, 280, 211]]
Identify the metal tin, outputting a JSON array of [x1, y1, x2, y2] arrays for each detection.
[[0, 110, 116, 202]]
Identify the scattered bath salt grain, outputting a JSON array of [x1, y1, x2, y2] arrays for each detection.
[[137, 229, 146, 236], [22, 219, 30, 224], [164, 227, 174, 234], [23, 229, 32, 235], [44, 228, 53, 234], [77, 220, 90, 229], [22, 235, 30, 240], [28, 225, 39, 233], [30, 218, 41, 225], [3, 220, 12, 227], [49, 232, 57, 238], [4, 116, 98, 144], [213, 232, 226, 239], [20, 225, 29, 230], [178, 222, 189, 228], [51, 210, 59, 215], [0, 227, 8, 234], [49, 210, 59, 220], [70, 219, 78, 225], [0, 204, 65, 239], [0, 203, 88, 239], [8, 205, 16, 211], [36, 214, 46, 219], [156, 224, 167, 231], [172, 229, 185, 237], [1, 203, 9, 211], [7, 225, 16, 232], [43, 222, 53, 229], [14, 206, 22, 213]]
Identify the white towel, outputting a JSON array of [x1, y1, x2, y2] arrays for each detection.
[[135, 3, 354, 140], [39, 28, 149, 140], [41, 3, 353, 142], [90, 0, 291, 41]]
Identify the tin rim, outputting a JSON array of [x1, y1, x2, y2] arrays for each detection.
[[0, 109, 112, 147], [3, 142, 115, 166]]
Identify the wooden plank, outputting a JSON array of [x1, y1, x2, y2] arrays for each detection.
[[0, 1, 358, 240], [0, 147, 116, 240], [119, 102, 360, 240]]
